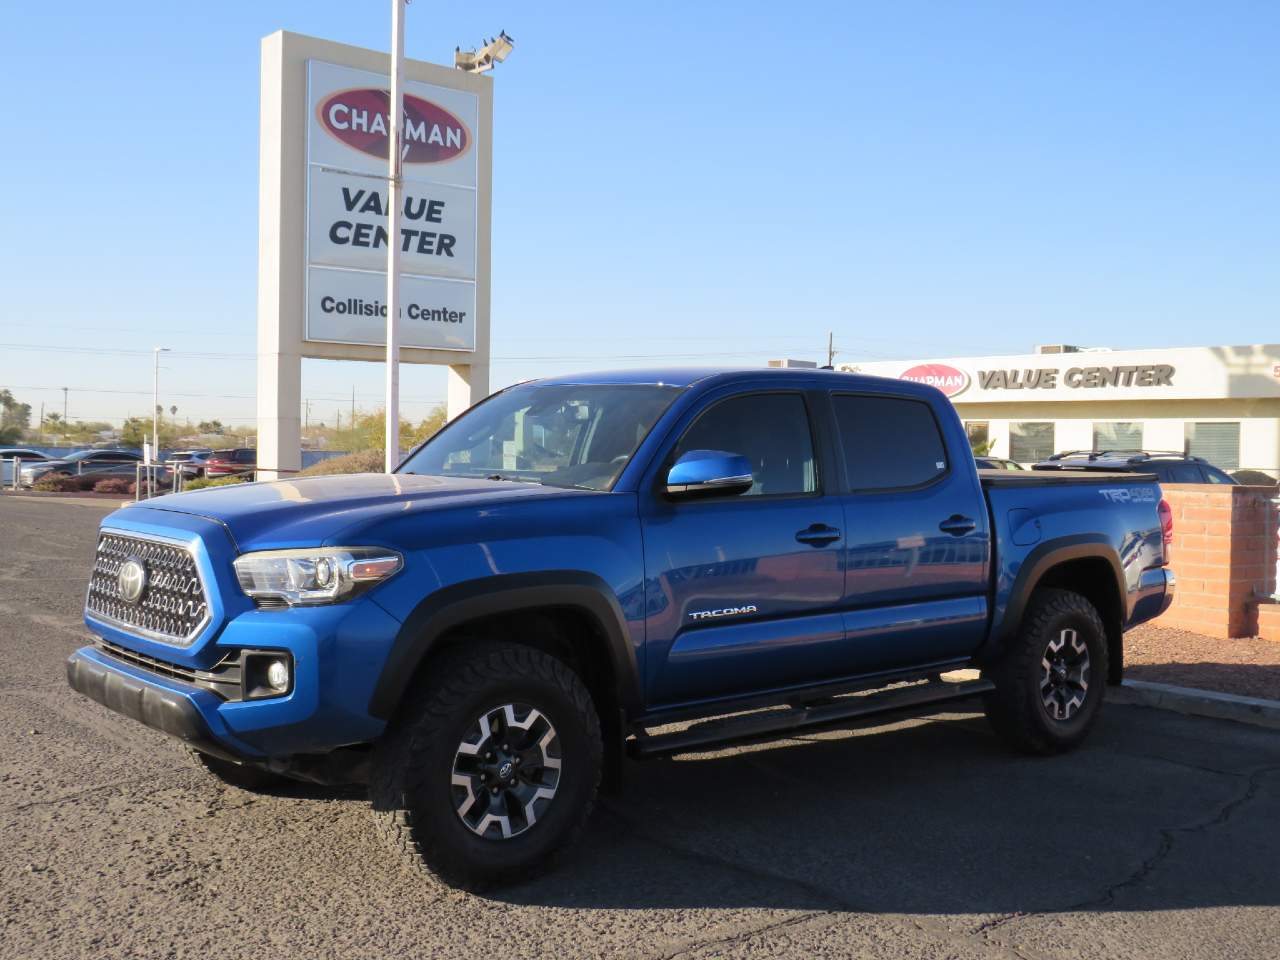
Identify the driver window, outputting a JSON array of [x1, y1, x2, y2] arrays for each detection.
[[673, 393, 816, 496]]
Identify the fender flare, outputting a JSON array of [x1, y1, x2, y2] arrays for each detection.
[[367, 571, 642, 720], [985, 535, 1127, 667]]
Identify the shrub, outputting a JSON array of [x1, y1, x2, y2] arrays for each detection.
[[32, 473, 98, 492], [92, 477, 134, 494], [182, 475, 250, 492], [298, 449, 386, 476]]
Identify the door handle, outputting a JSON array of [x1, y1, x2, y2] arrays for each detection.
[[796, 524, 841, 547], [939, 515, 976, 536]]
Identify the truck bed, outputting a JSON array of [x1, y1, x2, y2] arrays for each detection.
[[978, 469, 1158, 487]]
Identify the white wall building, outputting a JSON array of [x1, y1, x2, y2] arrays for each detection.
[[840, 344, 1280, 476]]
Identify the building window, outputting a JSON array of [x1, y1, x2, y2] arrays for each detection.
[[1093, 422, 1143, 452], [1185, 422, 1240, 471], [965, 421, 990, 452], [1010, 422, 1055, 463]]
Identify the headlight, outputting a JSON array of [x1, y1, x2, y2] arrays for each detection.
[[233, 547, 402, 606]]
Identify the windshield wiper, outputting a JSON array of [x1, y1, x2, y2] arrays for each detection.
[[485, 473, 540, 484]]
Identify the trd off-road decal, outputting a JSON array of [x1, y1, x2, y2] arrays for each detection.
[[1098, 487, 1157, 504]]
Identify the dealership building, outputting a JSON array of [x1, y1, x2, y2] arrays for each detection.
[[838, 343, 1280, 476]]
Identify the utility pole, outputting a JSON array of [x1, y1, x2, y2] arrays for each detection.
[[62, 387, 68, 431], [304, 399, 311, 432], [384, 0, 407, 473], [151, 347, 170, 464], [826, 331, 835, 368], [351, 386, 356, 433], [39, 402, 44, 439]]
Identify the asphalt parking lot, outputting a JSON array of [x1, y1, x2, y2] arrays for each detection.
[[2, 495, 1279, 960]]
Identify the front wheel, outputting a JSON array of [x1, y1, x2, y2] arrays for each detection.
[[983, 588, 1109, 755], [370, 642, 602, 889]]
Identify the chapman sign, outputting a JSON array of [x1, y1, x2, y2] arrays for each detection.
[[306, 59, 479, 351], [898, 364, 970, 397]]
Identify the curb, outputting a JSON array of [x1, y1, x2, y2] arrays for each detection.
[[1113, 679, 1280, 731], [0, 493, 129, 509]]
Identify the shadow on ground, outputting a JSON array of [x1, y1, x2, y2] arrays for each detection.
[[445, 705, 1280, 916]]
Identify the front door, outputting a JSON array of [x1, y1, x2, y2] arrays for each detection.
[[640, 391, 846, 707]]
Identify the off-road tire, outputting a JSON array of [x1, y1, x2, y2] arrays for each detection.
[[190, 748, 296, 792], [370, 642, 602, 889], [983, 587, 1109, 755]]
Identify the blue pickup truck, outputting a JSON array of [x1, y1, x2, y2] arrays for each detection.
[[67, 368, 1175, 886]]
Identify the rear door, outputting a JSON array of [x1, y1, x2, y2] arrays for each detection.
[[829, 391, 991, 672], [639, 389, 846, 706]]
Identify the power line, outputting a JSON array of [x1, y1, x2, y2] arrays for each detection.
[[2, 384, 445, 403]]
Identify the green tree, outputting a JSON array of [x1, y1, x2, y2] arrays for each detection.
[[0, 388, 32, 432], [197, 420, 225, 435], [121, 418, 149, 448]]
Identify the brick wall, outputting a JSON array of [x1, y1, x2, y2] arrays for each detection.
[[1158, 484, 1275, 639]]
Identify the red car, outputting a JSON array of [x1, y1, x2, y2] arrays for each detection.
[[204, 448, 257, 478]]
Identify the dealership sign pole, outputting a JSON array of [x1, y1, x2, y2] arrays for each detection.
[[385, 0, 405, 473]]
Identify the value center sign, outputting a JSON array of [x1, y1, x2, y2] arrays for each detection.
[[305, 59, 479, 351]]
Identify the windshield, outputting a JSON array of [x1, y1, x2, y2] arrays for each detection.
[[399, 382, 682, 491]]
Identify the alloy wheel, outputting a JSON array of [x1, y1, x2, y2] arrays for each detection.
[[1040, 628, 1090, 721], [451, 703, 561, 840]]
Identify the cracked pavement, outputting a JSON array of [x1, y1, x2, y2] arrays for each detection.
[[3, 496, 1279, 959]]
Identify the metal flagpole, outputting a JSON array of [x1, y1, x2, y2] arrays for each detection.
[[385, 0, 406, 473]]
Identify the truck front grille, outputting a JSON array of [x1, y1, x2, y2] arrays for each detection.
[[85, 532, 211, 645]]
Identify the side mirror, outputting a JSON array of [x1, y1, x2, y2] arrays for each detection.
[[665, 450, 754, 498]]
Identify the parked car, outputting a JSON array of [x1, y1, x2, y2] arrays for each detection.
[[0, 447, 50, 485], [1032, 450, 1237, 485], [68, 368, 1174, 888], [166, 449, 213, 480], [975, 456, 1025, 471], [204, 448, 257, 478], [19, 449, 146, 487]]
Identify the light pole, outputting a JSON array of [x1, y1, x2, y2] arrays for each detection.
[[152, 347, 170, 464]]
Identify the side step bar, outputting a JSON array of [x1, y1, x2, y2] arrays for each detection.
[[628, 677, 995, 759]]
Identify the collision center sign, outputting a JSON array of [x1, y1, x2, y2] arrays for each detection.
[[305, 60, 478, 351]]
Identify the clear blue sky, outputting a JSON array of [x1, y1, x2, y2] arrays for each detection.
[[1, 1, 1277, 430]]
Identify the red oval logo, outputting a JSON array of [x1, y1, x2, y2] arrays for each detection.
[[317, 88, 470, 164], [899, 363, 970, 397]]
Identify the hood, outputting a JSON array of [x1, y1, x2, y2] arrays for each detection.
[[137, 472, 587, 550]]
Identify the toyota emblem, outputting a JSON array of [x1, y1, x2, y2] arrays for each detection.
[[117, 557, 148, 605]]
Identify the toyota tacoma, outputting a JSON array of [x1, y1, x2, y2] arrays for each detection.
[[67, 368, 1175, 887]]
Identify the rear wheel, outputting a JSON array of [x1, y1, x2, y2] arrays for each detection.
[[983, 588, 1109, 754], [370, 642, 602, 889]]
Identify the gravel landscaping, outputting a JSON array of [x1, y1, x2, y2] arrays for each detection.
[[1125, 623, 1280, 701]]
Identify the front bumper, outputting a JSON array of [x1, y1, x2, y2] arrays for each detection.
[[66, 647, 249, 762], [73, 594, 403, 759]]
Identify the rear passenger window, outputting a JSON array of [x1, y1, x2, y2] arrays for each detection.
[[833, 395, 948, 491], [1164, 463, 1203, 483], [673, 393, 816, 496]]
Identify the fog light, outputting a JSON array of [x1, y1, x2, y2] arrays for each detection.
[[266, 659, 290, 692]]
